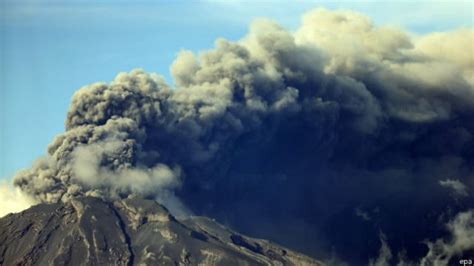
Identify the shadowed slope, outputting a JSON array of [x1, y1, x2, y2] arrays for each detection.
[[0, 197, 321, 266]]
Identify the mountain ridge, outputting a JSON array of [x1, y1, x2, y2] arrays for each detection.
[[0, 197, 321, 266]]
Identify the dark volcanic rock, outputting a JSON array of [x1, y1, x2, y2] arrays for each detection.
[[0, 197, 321, 265]]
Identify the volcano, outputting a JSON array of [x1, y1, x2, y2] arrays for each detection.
[[0, 197, 321, 265]]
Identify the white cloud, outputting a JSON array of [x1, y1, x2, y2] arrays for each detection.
[[0, 182, 36, 218]]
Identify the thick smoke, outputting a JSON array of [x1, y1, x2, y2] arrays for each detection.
[[12, 8, 474, 264]]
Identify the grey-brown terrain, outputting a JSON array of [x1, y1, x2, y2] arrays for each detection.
[[0, 197, 321, 266]]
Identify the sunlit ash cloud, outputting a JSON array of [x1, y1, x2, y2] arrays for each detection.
[[4, 8, 474, 264]]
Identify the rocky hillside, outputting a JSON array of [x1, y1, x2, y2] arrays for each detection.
[[0, 197, 321, 265]]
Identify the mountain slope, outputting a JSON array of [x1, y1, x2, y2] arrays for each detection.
[[0, 197, 321, 266]]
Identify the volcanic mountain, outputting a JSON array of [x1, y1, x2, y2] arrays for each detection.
[[0, 197, 321, 265]]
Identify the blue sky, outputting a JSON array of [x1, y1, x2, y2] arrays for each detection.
[[0, 0, 472, 180]]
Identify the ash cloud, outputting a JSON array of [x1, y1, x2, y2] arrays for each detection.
[[440, 179, 469, 197], [11, 8, 474, 264], [420, 210, 474, 265], [368, 210, 474, 266]]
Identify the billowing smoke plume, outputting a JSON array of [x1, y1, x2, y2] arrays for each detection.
[[11, 8, 474, 264]]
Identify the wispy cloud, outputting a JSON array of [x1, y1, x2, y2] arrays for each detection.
[[2, 1, 472, 33], [440, 179, 469, 197]]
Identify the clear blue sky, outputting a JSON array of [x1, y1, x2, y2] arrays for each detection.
[[1, 0, 472, 180]]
